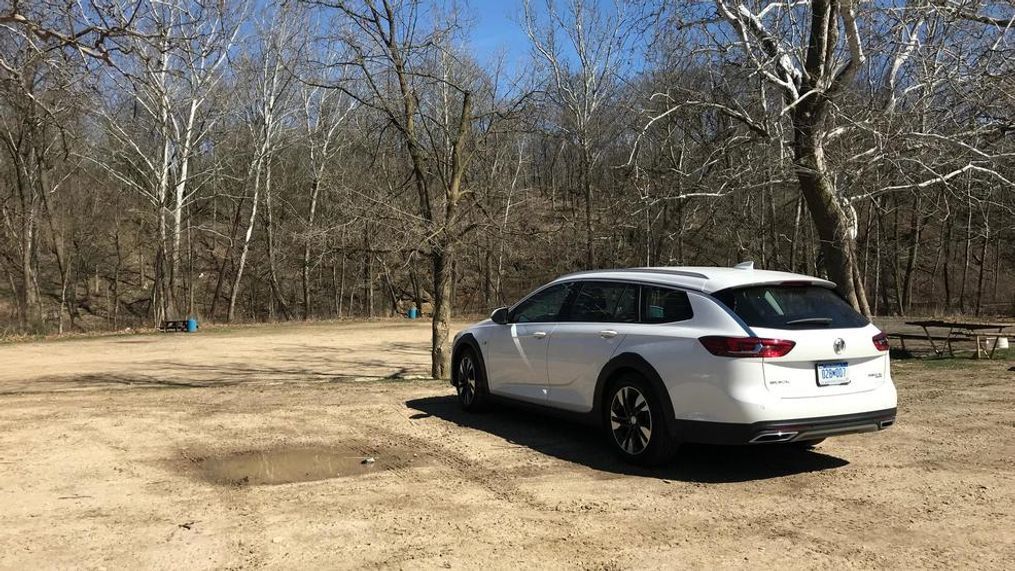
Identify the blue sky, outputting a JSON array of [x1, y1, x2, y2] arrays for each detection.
[[463, 0, 649, 82], [466, 0, 531, 71]]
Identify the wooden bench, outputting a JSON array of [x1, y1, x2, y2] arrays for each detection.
[[905, 320, 1013, 359], [160, 320, 190, 333], [886, 332, 970, 355]]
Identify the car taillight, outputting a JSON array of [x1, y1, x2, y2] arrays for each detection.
[[872, 332, 890, 351], [698, 336, 796, 358]]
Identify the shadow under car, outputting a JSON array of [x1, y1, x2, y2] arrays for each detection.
[[406, 395, 850, 483]]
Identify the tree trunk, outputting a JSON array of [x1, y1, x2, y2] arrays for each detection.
[[154, 212, 171, 327], [363, 224, 374, 319], [113, 221, 122, 328], [211, 193, 245, 318], [380, 256, 399, 316], [264, 159, 290, 320], [959, 189, 973, 313], [228, 156, 263, 322], [942, 216, 954, 311], [303, 176, 320, 320], [873, 207, 882, 316], [789, 195, 803, 273], [791, 108, 869, 315], [582, 147, 595, 268], [171, 104, 197, 316], [40, 173, 71, 333], [975, 212, 990, 317], [338, 246, 346, 317], [409, 260, 425, 316], [18, 188, 38, 329], [430, 243, 453, 379], [901, 193, 927, 314]]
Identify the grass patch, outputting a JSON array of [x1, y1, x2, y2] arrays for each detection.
[[896, 348, 1013, 370]]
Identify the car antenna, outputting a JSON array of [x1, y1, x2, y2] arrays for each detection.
[[734, 261, 755, 270]]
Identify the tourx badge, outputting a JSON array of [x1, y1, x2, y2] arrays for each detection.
[[833, 338, 846, 354]]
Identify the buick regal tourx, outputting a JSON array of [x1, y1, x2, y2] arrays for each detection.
[[450, 264, 897, 465]]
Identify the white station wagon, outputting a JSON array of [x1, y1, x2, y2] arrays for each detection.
[[451, 264, 897, 465]]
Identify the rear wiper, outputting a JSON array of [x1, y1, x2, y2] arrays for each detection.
[[785, 317, 833, 325]]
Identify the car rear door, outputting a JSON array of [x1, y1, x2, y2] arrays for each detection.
[[545, 281, 638, 411]]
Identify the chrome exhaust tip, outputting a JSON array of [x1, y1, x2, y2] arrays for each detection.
[[750, 431, 799, 444], [879, 419, 895, 429]]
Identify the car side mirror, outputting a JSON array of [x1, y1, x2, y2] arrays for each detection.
[[490, 307, 509, 325]]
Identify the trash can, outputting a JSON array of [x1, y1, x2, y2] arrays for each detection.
[[186, 318, 198, 333], [984, 337, 1009, 350], [407, 308, 418, 319]]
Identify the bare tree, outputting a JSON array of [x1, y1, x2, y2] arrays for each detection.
[[89, 1, 242, 324], [297, 75, 356, 319], [1, 0, 1013, 342], [228, 6, 300, 321], [710, 0, 872, 312], [0, 0, 139, 65], [313, 0, 489, 378], [523, 0, 640, 268], [0, 0, 90, 329]]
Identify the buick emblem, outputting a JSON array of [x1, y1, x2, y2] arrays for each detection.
[[833, 338, 846, 354]]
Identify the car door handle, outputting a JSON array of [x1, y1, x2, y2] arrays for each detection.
[[531, 331, 548, 339], [599, 330, 618, 339]]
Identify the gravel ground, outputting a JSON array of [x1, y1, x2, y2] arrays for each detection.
[[1, 320, 1013, 569]]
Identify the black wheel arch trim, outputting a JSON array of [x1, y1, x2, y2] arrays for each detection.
[[451, 333, 486, 387], [593, 353, 676, 432]]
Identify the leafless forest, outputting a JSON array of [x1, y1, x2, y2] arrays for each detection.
[[1, 1, 1013, 375]]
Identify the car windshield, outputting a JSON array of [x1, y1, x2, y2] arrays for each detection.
[[712, 285, 868, 330]]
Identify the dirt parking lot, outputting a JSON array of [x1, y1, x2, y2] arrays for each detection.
[[1, 320, 1013, 569]]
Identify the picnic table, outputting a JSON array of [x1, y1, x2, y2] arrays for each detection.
[[160, 319, 195, 333], [903, 319, 1013, 359]]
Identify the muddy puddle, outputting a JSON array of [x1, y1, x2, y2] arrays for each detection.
[[194, 445, 418, 486]]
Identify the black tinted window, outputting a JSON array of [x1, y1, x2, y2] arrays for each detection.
[[511, 283, 574, 323], [641, 287, 693, 323], [567, 282, 638, 322], [713, 285, 868, 329]]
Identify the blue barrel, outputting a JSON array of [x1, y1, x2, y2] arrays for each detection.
[[407, 308, 418, 319], [186, 318, 198, 332]]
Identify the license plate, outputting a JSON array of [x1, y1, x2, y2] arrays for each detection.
[[816, 362, 849, 386]]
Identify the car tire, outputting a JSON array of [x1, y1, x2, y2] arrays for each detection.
[[453, 347, 489, 412], [604, 374, 675, 466]]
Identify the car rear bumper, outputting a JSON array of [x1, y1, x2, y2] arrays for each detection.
[[673, 407, 897, 445]]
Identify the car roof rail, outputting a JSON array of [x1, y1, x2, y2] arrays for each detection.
[[630, 268, 709, 279], [558, 268, 709, 280]]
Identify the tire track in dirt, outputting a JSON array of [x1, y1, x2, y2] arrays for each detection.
[[348, 406, 664, 569], [357, 412, 552, 510]]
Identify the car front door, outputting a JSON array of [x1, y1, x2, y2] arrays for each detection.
[[545, 281, 639, 412], [483, 282, 576, 404]]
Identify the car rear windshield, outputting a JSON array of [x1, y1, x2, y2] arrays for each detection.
[[712, 285, 869, 330]]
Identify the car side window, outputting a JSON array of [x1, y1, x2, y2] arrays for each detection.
[[568, 282, 639, 322], [510, 283, 575, 323], [641, 286, 693, 323]]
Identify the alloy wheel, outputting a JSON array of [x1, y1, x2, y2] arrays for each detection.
[[457, 355, 477, 406], [610, 386, 653, 455]]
